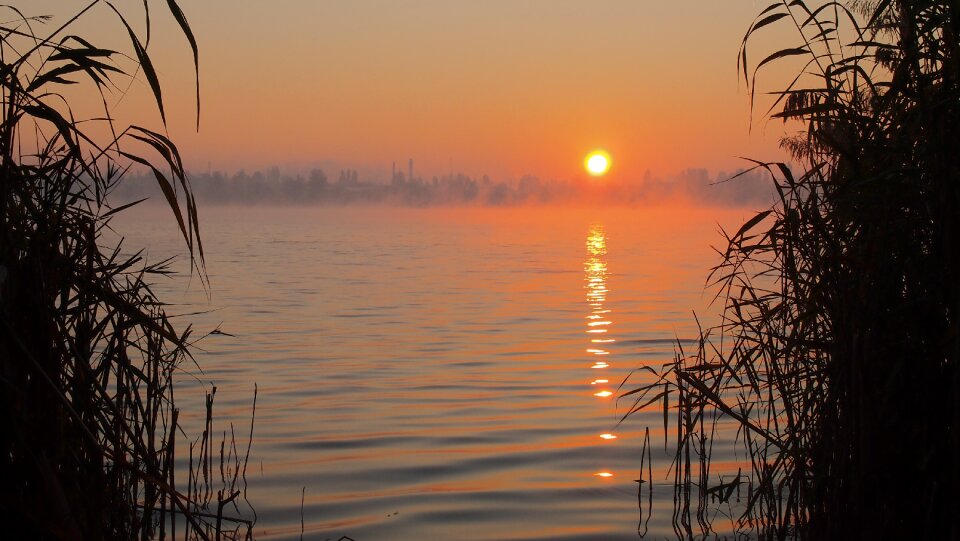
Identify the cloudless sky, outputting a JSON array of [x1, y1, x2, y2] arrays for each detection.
[[29, 1, 797, 182]]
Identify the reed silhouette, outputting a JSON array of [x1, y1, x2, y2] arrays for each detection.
[[626, 1, 960, 538], [0, 3, 254, 539]]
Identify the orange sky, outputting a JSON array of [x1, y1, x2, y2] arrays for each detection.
[[32, 1, 797, 182]]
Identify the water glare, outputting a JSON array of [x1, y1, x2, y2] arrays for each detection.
[[584, 224, 625, 482]]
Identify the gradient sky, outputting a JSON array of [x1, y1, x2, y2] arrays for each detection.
[[33, 1, 796, 182]]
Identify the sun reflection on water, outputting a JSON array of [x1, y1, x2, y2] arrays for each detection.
[[584, 224, 620, 481]]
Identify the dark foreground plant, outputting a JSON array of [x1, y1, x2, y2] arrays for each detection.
[[626, 1, 960, 539], [0, 3, 254, 539]]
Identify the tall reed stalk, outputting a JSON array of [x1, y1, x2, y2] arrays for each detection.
[[0, 3, 253, 539], [627, 1, 960, 538]]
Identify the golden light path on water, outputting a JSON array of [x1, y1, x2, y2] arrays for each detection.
[[585, 224, 618, 479]]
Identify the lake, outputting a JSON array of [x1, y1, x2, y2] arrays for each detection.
[[116, 204, 752, 541]]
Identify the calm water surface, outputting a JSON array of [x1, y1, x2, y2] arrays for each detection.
[[118, 205, 751, 541]]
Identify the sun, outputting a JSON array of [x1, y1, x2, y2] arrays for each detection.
[[584, 150, 611, 177]]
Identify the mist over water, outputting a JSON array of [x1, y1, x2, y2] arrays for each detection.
[[114, 167, 776, 208], [117, 205, 750, 540]]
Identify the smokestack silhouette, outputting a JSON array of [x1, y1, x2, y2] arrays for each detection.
[[409, 159, 414, 183]]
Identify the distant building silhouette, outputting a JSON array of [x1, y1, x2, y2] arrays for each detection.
[[112, 164, 775, 207]]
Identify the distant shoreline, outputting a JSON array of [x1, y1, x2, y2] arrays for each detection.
[[114, 166, 777, 208]]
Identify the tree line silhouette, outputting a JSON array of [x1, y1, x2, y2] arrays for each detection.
[[112, 166, 775, 207]]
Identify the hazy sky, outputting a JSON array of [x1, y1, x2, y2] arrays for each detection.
[[31, 1, 797, 182]]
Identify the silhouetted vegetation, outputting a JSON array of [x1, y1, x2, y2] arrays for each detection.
[[0, 3, 253, 539], [627, 1, 960, 538]]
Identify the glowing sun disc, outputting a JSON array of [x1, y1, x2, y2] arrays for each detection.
[[585, 150, 611, 177]]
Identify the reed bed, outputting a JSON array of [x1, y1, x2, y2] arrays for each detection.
[[0, 2, 254, 539], [626, 1, 960, 538]]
